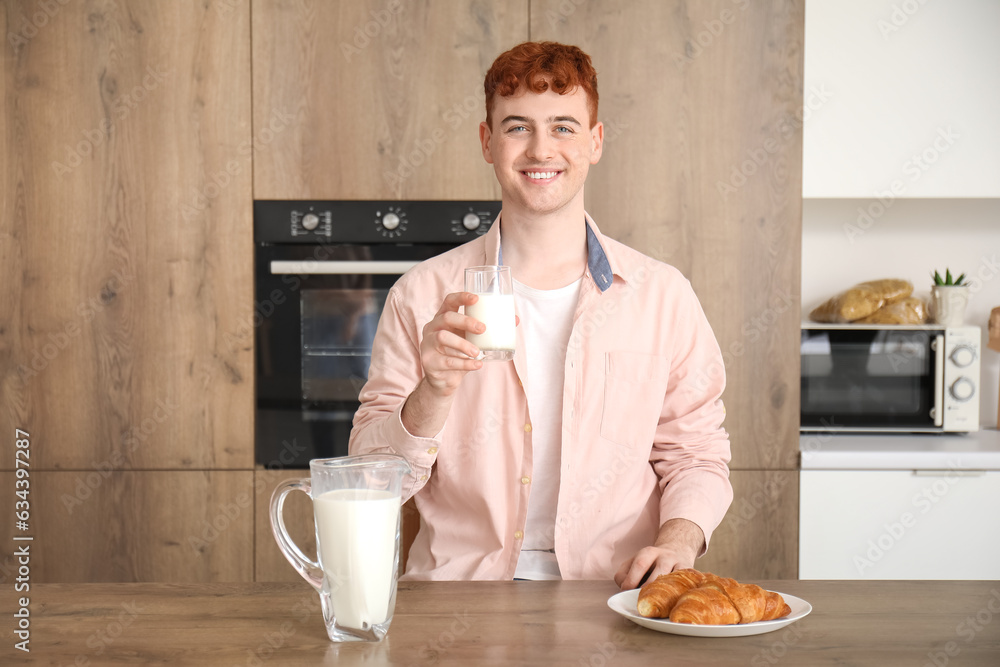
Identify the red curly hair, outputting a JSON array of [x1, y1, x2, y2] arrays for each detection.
[[484, 41, 599, 130]]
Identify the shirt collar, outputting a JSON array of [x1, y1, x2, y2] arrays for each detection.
[[484, 211, 617, 293]]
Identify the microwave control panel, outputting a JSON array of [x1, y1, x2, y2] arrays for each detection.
[[941, 326, 981, 430]]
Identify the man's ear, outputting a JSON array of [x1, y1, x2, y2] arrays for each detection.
[[589, 121, 604, 165], [479, 121, 494, 164]]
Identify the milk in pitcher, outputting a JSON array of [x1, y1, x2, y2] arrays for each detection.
[[313, 489, 400, 630]]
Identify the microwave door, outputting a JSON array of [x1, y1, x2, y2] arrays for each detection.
[[800, 329, 938, 431]]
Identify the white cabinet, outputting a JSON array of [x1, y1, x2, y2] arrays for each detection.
[[803, 0, 1000, 197], [799, 469, 1000, 579]]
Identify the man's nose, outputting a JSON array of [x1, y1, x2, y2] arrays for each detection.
[[525, 132, 555, 161]]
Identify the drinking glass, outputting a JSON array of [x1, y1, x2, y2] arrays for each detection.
[[465, 265, 515, 361]]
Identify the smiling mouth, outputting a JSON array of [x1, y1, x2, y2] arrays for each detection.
[[522, 170, 561, 181]]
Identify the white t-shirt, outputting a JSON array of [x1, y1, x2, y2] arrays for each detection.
[[512, 277, 582, 580]]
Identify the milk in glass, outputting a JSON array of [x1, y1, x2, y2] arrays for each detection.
[[466, 293, 516, 353]]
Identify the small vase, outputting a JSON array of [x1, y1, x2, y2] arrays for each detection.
[[931, 285, 970, 326]]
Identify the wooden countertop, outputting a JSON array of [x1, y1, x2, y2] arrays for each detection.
[[8, 580, 1000, 665]]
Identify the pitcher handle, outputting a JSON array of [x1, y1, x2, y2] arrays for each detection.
[[269, 478, 324, 591]]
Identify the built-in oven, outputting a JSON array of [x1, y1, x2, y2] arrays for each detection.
[[254, 200, 501, 468], [800, 324, 981, 433]]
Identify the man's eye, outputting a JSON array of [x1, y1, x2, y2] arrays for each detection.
[[507, 126, 527, 133], [555, 126, 574, 134]]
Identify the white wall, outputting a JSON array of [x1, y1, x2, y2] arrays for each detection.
[[802, 198, 1000, 427]]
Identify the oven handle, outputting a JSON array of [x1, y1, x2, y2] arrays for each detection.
[[270, 260, 421, 275], [932, 333, 944, 427]]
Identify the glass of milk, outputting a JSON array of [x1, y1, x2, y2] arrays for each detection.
[[465, 265, 516, 361], [269, 454, 411, 642]]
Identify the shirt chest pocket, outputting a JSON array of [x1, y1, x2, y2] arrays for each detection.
[[600, 351, 670, 447]]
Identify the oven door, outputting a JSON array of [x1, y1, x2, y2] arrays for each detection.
[[800, 327, 943, 432], [255, 243, 454, 467]]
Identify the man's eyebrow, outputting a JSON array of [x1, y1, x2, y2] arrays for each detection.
[[550, 115, 582, 126], [500, 115, 532, 125], [499, 115, 583, 126]]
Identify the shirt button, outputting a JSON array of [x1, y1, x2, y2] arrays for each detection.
[[521, 476, 530, 485], [524, 423, 532, 432], [514, 531, 523, 540], [427, 447, 438, 454]]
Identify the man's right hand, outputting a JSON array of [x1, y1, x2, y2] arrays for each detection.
[[401, 292, 484, 437], [419, 292, 486, 395]]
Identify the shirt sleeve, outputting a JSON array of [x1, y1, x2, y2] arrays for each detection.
[[349, 286, 441, 501], [649, 279, 734, 554]]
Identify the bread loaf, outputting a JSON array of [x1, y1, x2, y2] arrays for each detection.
[[809, 279, 913, 323], [854, 296, 927, 325]]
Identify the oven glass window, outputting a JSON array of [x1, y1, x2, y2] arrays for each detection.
[[801, 329, 935, 428], [301, 288, 390, 402]]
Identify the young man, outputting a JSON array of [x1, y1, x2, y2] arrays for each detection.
[[350, 42, 732, 589]]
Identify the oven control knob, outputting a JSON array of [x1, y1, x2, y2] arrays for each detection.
[[302, 213, 319, 231], [949, 377, 976, 402], [382, 212, 401, 231], [462, 213, 481, 231], [950, 345, 977, 368]]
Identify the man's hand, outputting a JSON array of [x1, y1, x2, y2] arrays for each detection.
[[419, 292, 486, 395], [614, 518, 705, 590], [401, 292, 484, 437]]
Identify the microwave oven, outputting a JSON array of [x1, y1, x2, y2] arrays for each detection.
[[800, 324, 981, 433]]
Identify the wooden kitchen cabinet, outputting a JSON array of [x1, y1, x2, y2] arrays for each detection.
[[251, 0, 526, 200], [0, 0, 253, 471], [0, 471, 254, 582], [696, 470, 799, 580], [803, 0, 1000, 197]]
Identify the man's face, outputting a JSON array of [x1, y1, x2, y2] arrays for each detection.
[[480, 85, 603, 218]]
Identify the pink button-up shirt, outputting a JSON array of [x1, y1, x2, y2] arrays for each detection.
[[349, 214, 732, 581]]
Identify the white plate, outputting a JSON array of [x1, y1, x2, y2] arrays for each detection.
[[607, 588, 812, 638]]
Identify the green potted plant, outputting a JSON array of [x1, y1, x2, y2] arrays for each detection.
[[930, 268, 970, 326]]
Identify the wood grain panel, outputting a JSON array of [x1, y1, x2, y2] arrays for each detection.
[[533, 0, 804, 471], [695, 470, 798, 579], [254, 469, 421, 582], [251, 0, 527, 199], [0, 471, 254, 582], [0, 0, 253, 470]]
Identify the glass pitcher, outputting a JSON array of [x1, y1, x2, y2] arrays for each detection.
[[270, 454, 411, 642]]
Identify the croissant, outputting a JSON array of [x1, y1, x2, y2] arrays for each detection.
[[635, 569, 706, 618], [669, 575, 792, 625]]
